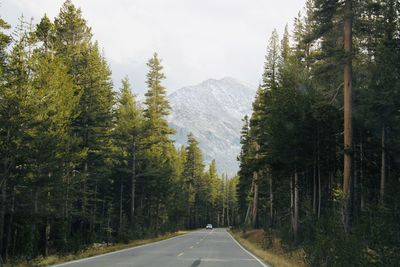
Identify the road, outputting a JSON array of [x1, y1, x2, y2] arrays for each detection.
[[53, 228, 269, 267]]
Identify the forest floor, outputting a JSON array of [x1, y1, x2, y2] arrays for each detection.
[[6, 230, 191, 267], [229, 229, 307, 267]]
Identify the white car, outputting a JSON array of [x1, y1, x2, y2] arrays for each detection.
[[206, 224, 213, 229]]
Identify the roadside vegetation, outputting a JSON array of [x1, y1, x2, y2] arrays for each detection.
[[237, 0, 400, 266], [230, 229, 306, 267], [5, 231, 189, 267], [0, 1, 238, 264]]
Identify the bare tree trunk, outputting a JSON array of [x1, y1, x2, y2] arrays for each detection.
[[252, 172, 258, 228], [360, 141, 365, 210], [131, 142, 136, 223], [64, 164, 72, 245], [33, 187, 39, 252], [0, 179, 6, 258], [64, 175, 69, 220], [293, 170, 299, 242], [343, 0, 353, 234], [244, 179, 254, 227], [45, 172, 51, 257], [222, 201, 225, 227], [313, 153, 317, 215], [380, 125, 386, 203], [353, 144, 358, 218], [0, 129, 10, 260], [155, 201, 160, 236], [119, 178, 123, 234], [317, 140, 321, 219], [227, 204, 230, 226], [91, 181, 98, 235], [45, 220, 50, 257], [269, 174, 274, 227], [81, 162, 88, 235], [290, 175, 294, 237], [5, 188, 15, 261]]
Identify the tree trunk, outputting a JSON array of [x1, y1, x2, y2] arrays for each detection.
[[155, 201, 160, 236], [313, 154, 317, 215], [0, 179, 6, 259], [5, 188, 15, 261], [317, 140, 321, 219], [380, 125, 386, 203], [45, 220, 50, 257], [0, 129, 10, 260], [244, 179, 254, 227], [33, 187, 39, 254], [354, 143, 358, 208], [293, 170, 299, 242], [269, 174, 274, 227], [360, 141, 365, 210], [64, 165, 71, 245], [131, 142, 136, 223], [81, 162, 88, 235], [91, 181, 98, 235], [343, 0, 353, 234], [45, 172, 51, 257], [222, 201, 225, 227], [227, 205, 230, 226], [252, 172, 258, 228], [119, 178, 123, 234], [290, 175, 294, 237]]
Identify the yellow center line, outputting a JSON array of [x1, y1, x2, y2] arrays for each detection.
[[177, 252, 184, 257]]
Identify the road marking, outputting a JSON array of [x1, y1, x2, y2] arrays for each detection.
[[189, 246, 194, 249], [196, 242, 199, 244], [51, 231, 194, 266], [227, 230, 270, 267], [177, 252, 184, 257]]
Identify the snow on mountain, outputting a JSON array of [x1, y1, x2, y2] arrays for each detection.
[[168, 77, 256, 176]]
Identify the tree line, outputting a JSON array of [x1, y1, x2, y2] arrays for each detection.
[[237, 0, 400, 266], [0, 1, 238, 262]]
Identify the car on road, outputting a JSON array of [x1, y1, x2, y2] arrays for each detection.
[[206, 224, 213, 229]]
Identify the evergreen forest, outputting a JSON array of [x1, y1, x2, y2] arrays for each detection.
[[0, 1, 237, 263], [237, 0, 400, 266], [0, 0, 400, 266]]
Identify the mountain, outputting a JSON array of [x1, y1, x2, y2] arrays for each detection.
[[168, 77, 256, 176]]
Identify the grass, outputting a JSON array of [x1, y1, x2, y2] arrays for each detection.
[[229, 229, 307, 267], [7, 230, 190, 267]]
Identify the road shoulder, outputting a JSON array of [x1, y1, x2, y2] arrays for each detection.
[[228, 229, 306, 267], [227, 229, 270, 267], [18, 231, 191, 267]]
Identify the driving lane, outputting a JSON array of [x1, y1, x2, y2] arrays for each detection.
[[52, 228, 269, 267]]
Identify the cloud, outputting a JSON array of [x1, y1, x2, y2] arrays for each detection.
[[3, 0, 306, 95]]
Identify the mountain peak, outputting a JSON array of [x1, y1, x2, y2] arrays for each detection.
[[200, 77, 247, 87], [168, 77, 256, 176]]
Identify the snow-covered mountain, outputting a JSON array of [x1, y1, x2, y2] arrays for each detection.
[[168, 77, 256, 176]]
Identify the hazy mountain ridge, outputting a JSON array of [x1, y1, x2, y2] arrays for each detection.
[[168, 77, 256, 176]]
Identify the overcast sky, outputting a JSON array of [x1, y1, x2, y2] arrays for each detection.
[[3, 0, 306, 95]]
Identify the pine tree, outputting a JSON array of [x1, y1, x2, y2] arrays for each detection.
[[52, 0, 115, 244], [183, 133, 204, 228], [0, 16, 11, 261], [141, 52, 176, 235], [263, 29, 280, 90], [113, 77, 142, 235]]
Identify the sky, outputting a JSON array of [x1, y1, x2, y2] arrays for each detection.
[[2, 0, 306, 95]]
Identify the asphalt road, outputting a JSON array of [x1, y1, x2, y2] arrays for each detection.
[[53, 228, 269, 267]]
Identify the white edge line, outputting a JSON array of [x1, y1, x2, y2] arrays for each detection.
[[227, 230, 270, 267], [51, 231, 192, 267]]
